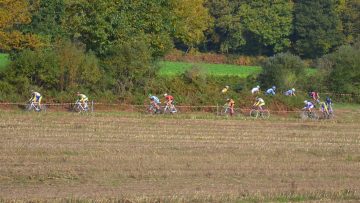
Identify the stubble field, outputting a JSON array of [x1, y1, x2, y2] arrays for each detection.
[[0, 111, 360, 202]]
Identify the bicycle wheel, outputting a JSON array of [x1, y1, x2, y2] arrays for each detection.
[[300, 111, 309, 120], [260, 110, 270, 119], [39, 104, 47, 112], [309, 111, 319, 120], [249, 109, 259, 118], [171, 106, 178, 113], [221, 106, 229, 116], [163, 105, 171, 114], [25, 103, 33, 111]]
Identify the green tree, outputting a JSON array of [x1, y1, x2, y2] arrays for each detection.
[[339, 0, 360, 44], [103, 39, 156, 98], [259, 52, 306, 90], [170, 0, 212, 49], [318, 42, 360, 94], [205, 0, 245, 53], [239, 0, 293, 54], [4, 41, 102, 92], [63, 0, 174, 57], [293, 0, 344, 58], [24, 0, 67, 41]]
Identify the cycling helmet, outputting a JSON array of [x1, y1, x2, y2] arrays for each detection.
[[256, 85, 260, 88], [225, 85, 229, 89], [164, 93, 168, 97], [226, 98, 230, 101], [148, 94, 152, 98], [304, 100, 308, 104], [292, 88, 295, 92], [272, 86, 276, 90]]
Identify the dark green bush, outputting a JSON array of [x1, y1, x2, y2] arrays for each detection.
[[102, 39, 156, 99], [259, 52, 306, 90], [318, 42, 360, 95]]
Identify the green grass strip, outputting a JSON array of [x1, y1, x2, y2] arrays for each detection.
[[0, 53, 10, 71], [159, 61, 262, 78]]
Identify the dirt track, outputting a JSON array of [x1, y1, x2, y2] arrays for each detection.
[[0, 111, 359, 201]]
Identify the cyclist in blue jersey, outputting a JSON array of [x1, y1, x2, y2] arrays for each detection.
[[284, 88, 296, 96], [325, 96, 333, 113], [265, 86, 276, 95], [149, 94, 161, 111], [303, 100, 314, 112]]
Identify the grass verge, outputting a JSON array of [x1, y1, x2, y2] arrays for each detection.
[[0, 53, 10, 71]]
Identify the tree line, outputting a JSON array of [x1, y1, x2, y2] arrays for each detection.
[[0, 0, 359, 103], [1, 0, 359, 58]]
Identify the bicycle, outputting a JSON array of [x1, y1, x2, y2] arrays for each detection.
[[220, 103, 235, 117], [300, 110, 319, 120], [249, 107, 270, 119], [321, 109, 334, 119], [163, 102, 178, 114], [73, 100, 89, 113], [147, 103, 162, 114], [25, 101, 46, 112]]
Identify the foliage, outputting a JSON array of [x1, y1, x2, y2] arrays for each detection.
[[63, 0, 174, 57], [318, 42, 360, 94], [259, 52, 306, 90], [339, 0, 360, 44], [1, 41, 102, 100], [55, 41, 102, 91], [239, 0, 293, 54], [102, 39, 156, 99], [0, 0, 42, 51], [204, 0, 293, 55], [23, 0, 67, 41], [170, 0, 212, 49], [205, 0, 245, 53], [293, 0, 344, 58]]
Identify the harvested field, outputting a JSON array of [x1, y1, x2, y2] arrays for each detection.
[[0, 111, 360, 202]]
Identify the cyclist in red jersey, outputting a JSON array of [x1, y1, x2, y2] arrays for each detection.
[[164, 93, 174, 107], [310, 91, 320, 103]]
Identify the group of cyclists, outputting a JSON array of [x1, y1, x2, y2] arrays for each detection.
[[29, 90, 89, 112], [222, 85, 333, 118], [148, 93, 177, 114], [28, 84, 333, 117]]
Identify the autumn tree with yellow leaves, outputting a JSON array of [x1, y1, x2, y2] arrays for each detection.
[[0, 0, 41, 51]]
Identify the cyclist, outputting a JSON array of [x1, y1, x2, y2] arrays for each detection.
[[149, 94, 161, 111], [29, 90, 42, 108], [303, 100, 314, 112], [164, 93, 175, 111], [319, 100, 329, 115], [265, 86, 276, 95], [253, 97, 265, 110], [310, 91, 320, 103], [284, 88, 296, 96], [221, 85, 230, 94], [77, 92, 88, 110], [226, 98, 235, 116], [325, 96, 333, 113], [251, 85, 260, 94]]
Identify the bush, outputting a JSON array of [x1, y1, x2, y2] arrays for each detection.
[[259, 52, 306, 90], [103, 39, 156, 99], [318, 42, 360, 94]]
